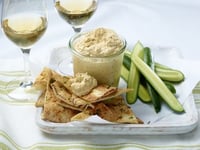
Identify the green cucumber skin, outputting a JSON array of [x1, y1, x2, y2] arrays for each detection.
[[121, 64, 176, 102], [122, 46, 184, 112], [121, 65, 129, 82], [123, 52, 131, 70], [132, 54, 184, 113], [126, 60, 140, 104], [155, 63, 184, 82], [155, 68, 185, 83], [138, 84, 151, 103], [146, 83, 161, 112], [121, 65, 151, 103], [143, 47, 161, 113], [122, 49, 177, 104], [164, 81, 176, 94], [123, 54, 131, 71], [123, 53, 185, 82], [126, 41, 144, 104]]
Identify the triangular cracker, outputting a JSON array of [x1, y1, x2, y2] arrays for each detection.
[[35, 90, 45, 107], [34, 68, 143, 124], [82, 85, 133, 103], [33, 67, 52, 90], [94, 96, 143, 124], [51, 81, 93, 110], [42, 102, 78, 123]]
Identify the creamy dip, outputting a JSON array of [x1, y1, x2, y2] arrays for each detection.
[[70, 28, 126, 86], [73, 28, 124, 57], [67, 72, 97, 96]]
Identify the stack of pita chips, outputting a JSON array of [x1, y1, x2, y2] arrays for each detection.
[[33, 67, 143, 124]]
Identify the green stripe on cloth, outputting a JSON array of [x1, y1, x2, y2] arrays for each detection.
[[0, 71, 36, 105], [0, 80, 21, 87], [0, 71, 25, 77], [193, 81, 200, 106], [0, 72, 200, 149], [0, 70, 200, 106], [1, 128, 200, 150], [192, 81, 200, 94]]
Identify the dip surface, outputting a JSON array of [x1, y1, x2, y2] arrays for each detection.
[[73, 28, 124, 57]]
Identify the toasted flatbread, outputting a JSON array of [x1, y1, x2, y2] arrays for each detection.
[[95, 96, 143, 124], [51, 81, 71, 102], [82, 85, 116, 102], [45, 84, 60, 103], [96, 88, 133, 102], [57, 101, 85, 111], [95, 102, 117, 122], [109, 103, 141, 124], [42, 102, 78, 123], [51, 81, 93, 110], [35, 90, 45, 107], [34, 67, 143, 124], [82, 85, 133, 103], [71, 109, 94, 121], [33, 67, 52, 90], [51, 70, 71, 85]]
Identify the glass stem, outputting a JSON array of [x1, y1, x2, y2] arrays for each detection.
[[20, 48, 33, 88], [72, 26, 82, 33]]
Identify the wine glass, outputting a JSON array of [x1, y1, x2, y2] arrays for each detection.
[[1, 0, 48, 101], [54, 0, 98, 33]]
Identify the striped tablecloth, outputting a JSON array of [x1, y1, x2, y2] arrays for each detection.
[[0, 69, 200, 150], [1, 0, 200, 149]]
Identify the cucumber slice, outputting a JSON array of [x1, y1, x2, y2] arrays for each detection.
[[138, 84, 151, 103], [155, 63, 184, 82], [123, 54, 131, 70], [123, 52, 185, 83], [155, 67, 185, 83], [121, 65, 151, 103], [132, 54, 184, 113], [164, 81, 176, 94], [126, 41, 144, 104], [143, 47, 161, 113], [121, 65, 129, 82]]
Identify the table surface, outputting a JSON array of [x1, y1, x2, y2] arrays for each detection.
[[1, 0, 200, 149]]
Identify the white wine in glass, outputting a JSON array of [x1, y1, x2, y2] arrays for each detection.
[[54, 0, 98, 33], [1, 0, 48, 101]]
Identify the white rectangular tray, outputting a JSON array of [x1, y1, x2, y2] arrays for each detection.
[[36, 92, 198, 135], [35, 46, 199, 135]]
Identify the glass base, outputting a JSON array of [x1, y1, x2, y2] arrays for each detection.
[[5, 77, 41, 101], [58, 58, 73, 75]]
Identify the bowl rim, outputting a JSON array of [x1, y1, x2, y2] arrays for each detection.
[[68, 29, 127, 59]]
